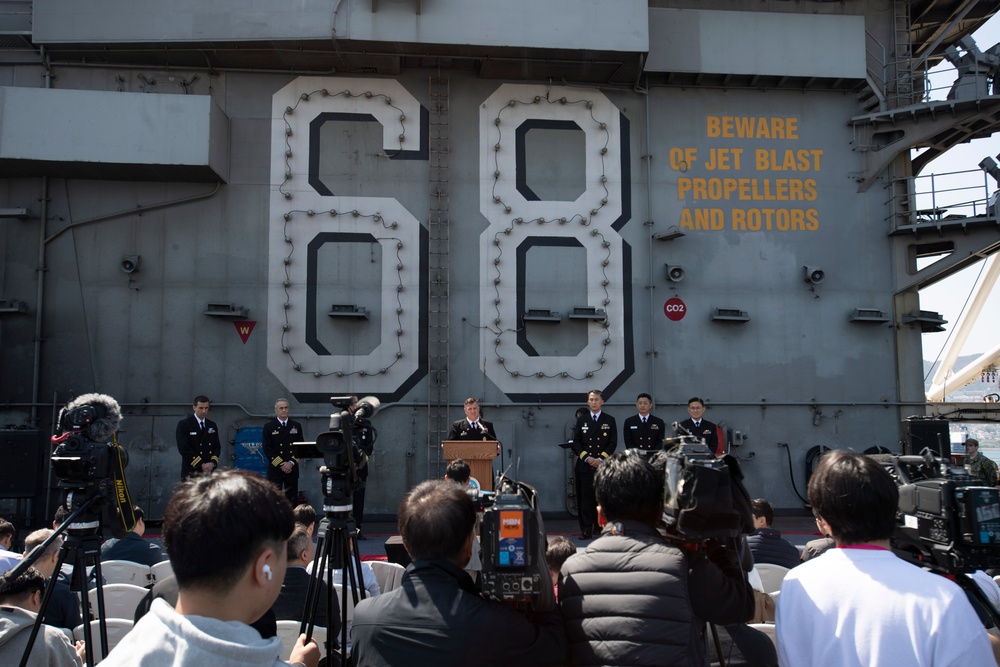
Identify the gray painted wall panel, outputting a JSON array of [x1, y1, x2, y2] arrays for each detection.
[[33, 0, 648, 52], [0, 87, 229, 180], [646, 8, 867, 79]]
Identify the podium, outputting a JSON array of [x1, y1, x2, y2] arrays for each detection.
[[441, 440, 498, 491]]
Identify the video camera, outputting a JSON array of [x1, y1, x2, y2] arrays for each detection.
[[479, 474, 554, 611], [887, 450, 1000, 573], [313, 395, 380, 515], [658, 435, 753, 541], [51, 393, 135, 538]]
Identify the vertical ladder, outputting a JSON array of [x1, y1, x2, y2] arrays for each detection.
[[890, 0, 915, 107], [426, 76, 451, 479]]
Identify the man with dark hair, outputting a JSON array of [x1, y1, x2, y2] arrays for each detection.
[[777, 450, 992, 665], [0, 519, 20, 574], [560, 452, 753, 666], [446, 398, 497, 440], [444, 458, 471, 485], [544, 536, 576, 587], [100, 506, 166, 566], [746, 498, 799, 569], [101, 470, 318, 667], [292, 503, 317, 536], [22, 529, 81, 632], [0, 567, 83, 666], [570, 389, 617, 539], [352, 480, 566, 666], [678, 396, 719, 454], [175, 395, 221, 480], [271, 526, 339, 632], [622, 393, 666, 453]]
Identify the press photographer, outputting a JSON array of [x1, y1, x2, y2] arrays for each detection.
[[351, 479, 567, 667], [560, 451, 753, 667]]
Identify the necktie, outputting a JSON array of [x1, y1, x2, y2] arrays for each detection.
[[593, 414, 598, 422], [642, 417, 647, 424], [694, 421, 701, 428], [471, 422, 478, 430], [199, 420, 205, 432]]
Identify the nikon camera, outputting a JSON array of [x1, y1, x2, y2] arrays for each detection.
[[479, 475, 554, 611]]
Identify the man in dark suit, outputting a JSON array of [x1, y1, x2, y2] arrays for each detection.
[[263, 398, 305, 505], [175, 394, 221, 480], [570, 389, 617, 539], [446, 397, 497, 441], [271, 525, 340, 633], [101, 506, 166, 566], [678, 396, 719, 454], [622, 392, 666, 454]]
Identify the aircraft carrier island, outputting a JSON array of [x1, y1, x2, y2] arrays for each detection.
[[0, 0, 998, 521]]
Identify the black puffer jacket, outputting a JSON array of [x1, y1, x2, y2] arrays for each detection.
[[559, 521, 753, 666], [747, 528, 800, 569]]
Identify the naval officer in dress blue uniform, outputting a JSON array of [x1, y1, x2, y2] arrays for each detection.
[[570, 390, 617, 539], [262, 398, 305, 505], [623, 393, 666, 454], [175, 395, 220, 480]]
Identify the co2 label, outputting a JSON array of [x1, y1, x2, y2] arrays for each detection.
[[664, 297, 687, 321]]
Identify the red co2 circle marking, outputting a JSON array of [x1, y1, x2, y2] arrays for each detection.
[[664, 297, 686, 321]]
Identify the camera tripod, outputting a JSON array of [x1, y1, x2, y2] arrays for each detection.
[[301, 511, 368, 665], [13, 494, 115, 667]]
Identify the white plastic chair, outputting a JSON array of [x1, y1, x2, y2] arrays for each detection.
[[369, 560, 405, 593], [753, 563, 790, 594], [150, 560, 174, 584], [276, 620, 327, 661], [99, 560, 152, 587], [87, 583, 149, 620], [73, 618, 134, 661]]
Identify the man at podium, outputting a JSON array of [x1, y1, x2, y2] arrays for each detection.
[[447, 397, 497, 440]]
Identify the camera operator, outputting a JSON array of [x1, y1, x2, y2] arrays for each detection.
[[777, 450, 993, 666], [348, 395, 377, 540], [351, 480, 567, 666], [559, 451, 753, 666]]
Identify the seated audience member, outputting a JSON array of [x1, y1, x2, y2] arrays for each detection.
[[0, 566, 83, 666], [272, 525, 340, 633], [443, 458, 481, 580], [777, 450, 993, 666], [21, 529, 81, 632], [800, 517, 836, 562], [0, 519, 21, 574], [746, 498, 800, 569], [100, 470, 319, 667], [352, 480, 567, 666], [545, 536, 577, 587], [293, 504, 317, 537], [100, 505, 166, 566], [544, 536, 576, 603], [560, 451, 753, 666]]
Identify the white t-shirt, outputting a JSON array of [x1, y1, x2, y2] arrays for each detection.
[[776, 547, 992, 667]]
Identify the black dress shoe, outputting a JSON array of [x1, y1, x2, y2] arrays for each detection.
[[581, 528, 592, 540], [356, 530, 367, 541]]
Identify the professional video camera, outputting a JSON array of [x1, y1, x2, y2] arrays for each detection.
[[479, 474, 554, 611], [887, 450, 1000, 574], [50, 393, 135, 538], [313, 395, 380, 515], [660, 435, 753, 541]]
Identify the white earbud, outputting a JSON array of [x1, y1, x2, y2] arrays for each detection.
[[262, 564, 273, 580]]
